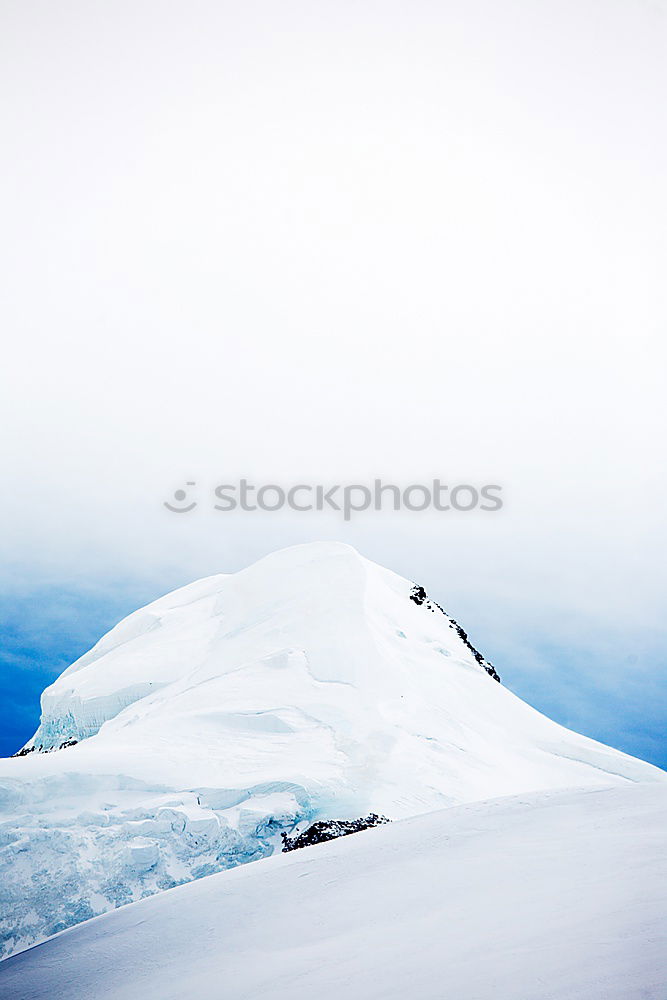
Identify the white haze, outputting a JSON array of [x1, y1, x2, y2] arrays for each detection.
[[0, 0, 666, 645]]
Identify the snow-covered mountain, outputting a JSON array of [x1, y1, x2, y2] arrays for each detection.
[[1, 542, 664, 958], [2, 784, 665, 1000]]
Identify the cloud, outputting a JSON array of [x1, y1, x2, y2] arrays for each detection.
[[0, 1, 664, 765]]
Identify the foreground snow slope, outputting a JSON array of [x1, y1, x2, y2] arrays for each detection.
[[1, 543, 664, 957], [2, 784, 665, 1000]]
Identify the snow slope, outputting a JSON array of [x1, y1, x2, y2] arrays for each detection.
[[0, 542, 664, 957], [2, 784, 665, 1000]]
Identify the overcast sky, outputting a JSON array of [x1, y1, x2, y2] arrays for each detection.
[[1, 0, 665, 762]]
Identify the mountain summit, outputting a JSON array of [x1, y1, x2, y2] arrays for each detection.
[[1, 542, 663, 957]]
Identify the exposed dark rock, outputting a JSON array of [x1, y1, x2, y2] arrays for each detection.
[[58, 739, 78, 750], [409, 584, 429, 606], [281, 814, 390, 852], [11, 738, 78, 758], [409, 583, 501, 682]]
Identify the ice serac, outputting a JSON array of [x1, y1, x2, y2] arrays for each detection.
[[0, 542, 664, 958], [3, 785, 665, 1000]]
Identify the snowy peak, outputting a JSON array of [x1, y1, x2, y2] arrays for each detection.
[[23, 542, 498, 753], [1, 542, 664, 959]]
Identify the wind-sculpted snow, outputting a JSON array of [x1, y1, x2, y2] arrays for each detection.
[[1, 542, 665, 957], [1, 785, 665, 1000]]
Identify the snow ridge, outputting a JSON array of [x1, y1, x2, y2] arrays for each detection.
[[2, 785, 665, 1000], [0, 542, 664, 958], [408, 583, 501, 681]]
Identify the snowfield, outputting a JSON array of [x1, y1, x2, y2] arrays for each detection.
[[1, 784, 665, 1000], [0, 542, 664, 960]]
